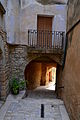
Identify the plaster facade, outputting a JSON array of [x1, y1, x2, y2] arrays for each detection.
[[0, 0, 67, 45], [62, 0, 80, 119], [20, 0, 67, 45]]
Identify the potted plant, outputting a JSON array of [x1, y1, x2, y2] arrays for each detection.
[[19, 80, 26, 90], [10, 76, 26, 95], [10, 77, 19, 95]]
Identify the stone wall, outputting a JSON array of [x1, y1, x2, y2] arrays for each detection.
[[9, 45, 59, 90], [62, 0, 80, 119], [9, 45, 27, 81], [9, 44, 63, 81], [0, 28, 10, 100]]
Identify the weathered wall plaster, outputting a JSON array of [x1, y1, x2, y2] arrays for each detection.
[[1, 0, 67, 45], [5, 0, 20, 44], [20, 0, 67, 45], [67, 0, 80, 31], [62, 0, 80, 119]]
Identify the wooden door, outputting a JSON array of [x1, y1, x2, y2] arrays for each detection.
[[37, 16, 52, 48]]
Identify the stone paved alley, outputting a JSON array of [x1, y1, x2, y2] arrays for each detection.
[[0, 85, 70, 120]]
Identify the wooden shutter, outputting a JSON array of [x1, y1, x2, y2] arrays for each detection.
[[38, 16, 52, 31], [37, 16, 52, 48]]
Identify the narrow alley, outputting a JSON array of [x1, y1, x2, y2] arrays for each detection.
[[0, 84, 70, 120], [0, 0, 80, 120]]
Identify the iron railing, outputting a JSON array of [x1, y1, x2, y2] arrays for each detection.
[[28, 29, 65, 49]]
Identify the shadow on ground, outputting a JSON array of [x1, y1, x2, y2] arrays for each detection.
[[27, 86, 57, 99]]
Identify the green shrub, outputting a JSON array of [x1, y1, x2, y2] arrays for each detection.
[[10, 76, 26, 95], [10, 77, 19, 95]]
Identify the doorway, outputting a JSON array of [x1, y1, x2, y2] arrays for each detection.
[[37, 16, 53, 48]]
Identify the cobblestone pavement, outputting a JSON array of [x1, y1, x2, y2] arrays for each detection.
[[0, 86, 70, 120]]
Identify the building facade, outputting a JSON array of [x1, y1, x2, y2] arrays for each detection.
[[0, 0, 80, 119], [0, 0, 67, 99], [62, 0, 80, 119]]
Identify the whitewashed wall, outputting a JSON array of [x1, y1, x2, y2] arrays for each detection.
[[20, 0, 67, 45], [0, 0, 67, 45], [0, 0, 20, 44], [5, 0, 20, 44]]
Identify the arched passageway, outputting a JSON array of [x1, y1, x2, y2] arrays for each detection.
[[24, 56, 63, 98]]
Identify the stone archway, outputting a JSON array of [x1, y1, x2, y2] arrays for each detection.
[[24, 56, 58, 90], [24, 55, 63, 98]]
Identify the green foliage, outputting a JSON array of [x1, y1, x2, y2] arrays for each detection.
[[10, 76, 26, 95], [10, 77, 19, 95], [19, 80, 26, 90]]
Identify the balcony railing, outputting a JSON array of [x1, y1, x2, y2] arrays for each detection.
[[28, 29, 65, 50]]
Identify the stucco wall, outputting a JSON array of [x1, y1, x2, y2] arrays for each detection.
[[20, 0, 67, 45], [2, 0, 67, 45], [62, 0, 80, 119], [67, 0, 80, 31], [62, 23, 80, 120], [5, 0, 20, 44]]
